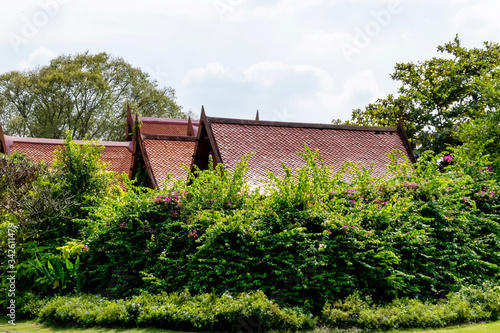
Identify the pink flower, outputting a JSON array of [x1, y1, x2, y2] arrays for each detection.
[[443, 155, 452, 163], [341, 226, 348, 229], [82, 245, 89, 252]]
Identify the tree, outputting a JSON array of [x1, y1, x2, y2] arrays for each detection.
[[0, 52, 186, 141], [337, 36, 500, 156], [458, 73, 500, 166]]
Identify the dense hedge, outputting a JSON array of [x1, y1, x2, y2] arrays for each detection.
[[16, 284, 500, 331], [80, 146, 500, 312]]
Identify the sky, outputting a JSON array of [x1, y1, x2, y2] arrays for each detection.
[[1, 0, 499, 124]]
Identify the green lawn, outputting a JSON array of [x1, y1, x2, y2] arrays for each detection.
[[1, 319, 500, 333]]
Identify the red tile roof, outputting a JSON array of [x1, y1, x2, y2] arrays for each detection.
[[193, 115, 415, 186], [3, 135, 133, 176], [141, 137, 196, 189], [139, 117, 199, 137]]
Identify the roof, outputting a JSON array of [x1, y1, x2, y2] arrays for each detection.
[[127, 107, 199, 188], [192, 110, 416, 186], [140, 135, 196, 189], [138, 116, 199, 137], [2, 134, 133, 176]]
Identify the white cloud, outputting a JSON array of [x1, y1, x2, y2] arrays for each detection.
[[252, 0, 322, 18], [454, 1, 500, 34], [181, 61, 380, 123], [18, 46, 56, 70], [299, 31, 354, 56]]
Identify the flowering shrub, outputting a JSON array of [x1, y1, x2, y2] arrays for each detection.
[[76, 143, 500, 314]]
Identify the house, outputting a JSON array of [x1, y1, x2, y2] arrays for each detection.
[[1, 105, 415, 189], [191, 107, 415, 186]]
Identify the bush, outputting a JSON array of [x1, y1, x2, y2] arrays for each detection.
[[321, 283, 500, 330], [36, 291, 316, 331], [79, 144, 500, 312]]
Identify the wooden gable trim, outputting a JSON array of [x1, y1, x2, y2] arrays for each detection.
[[396, 118, 417, 163], [202, 107, 223, 166], [138, 133, 158, 189], [187, 117, 195, 136], [191, 106, 222, 172], [207, 116, 398, 132], [128, 114, 156, 188], [125, 103, 134, 141]]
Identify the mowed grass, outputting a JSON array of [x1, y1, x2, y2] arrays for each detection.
[[0, 318, 181, 333], [1, 319, 500, 333]]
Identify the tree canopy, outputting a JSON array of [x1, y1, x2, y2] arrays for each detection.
[[337, 36, 500, 156], [0, 52, 186, 141]]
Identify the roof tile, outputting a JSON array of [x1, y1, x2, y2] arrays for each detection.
[[211, 123, 410, 185], [142, 139, 196, 189]]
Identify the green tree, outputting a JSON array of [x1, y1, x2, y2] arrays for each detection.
[[338, 36, 500, 156], [458, 72, 500, 166], [0, 52, 186, 140]]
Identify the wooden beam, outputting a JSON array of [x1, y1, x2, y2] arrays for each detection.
[[0, 122, 8, 155], [207, 116, 398, 132], [125, 103, 134, 141], [138, 134, 158, 189], [397, 118, 417, 163], [187, 116, 195, 136]]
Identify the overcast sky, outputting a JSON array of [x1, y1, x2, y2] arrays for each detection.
[[1, 0, 499, 123]]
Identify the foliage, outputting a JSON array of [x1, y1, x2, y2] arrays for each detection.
[[0, 52, 186, 140], [12, 284, 500, 331], [339, 36, 500, 156], [52, 132, 117, 221], [81, 144, 500, 313], [458, 73, 500, 165], [0, 135, 116, 306], [34, 291, 315, 331], [0, 153, 74, 241], [321, 283, 500, 330]]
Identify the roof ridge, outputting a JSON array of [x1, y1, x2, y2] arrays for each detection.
[[207, 116, 397, 132]]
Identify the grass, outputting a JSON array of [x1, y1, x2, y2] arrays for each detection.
[[1, 319, 500, 333], [0, 318, 183, 333]]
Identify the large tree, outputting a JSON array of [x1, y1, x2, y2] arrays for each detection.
[[337, 36, 500, 156], [0, 52, 186, 140]]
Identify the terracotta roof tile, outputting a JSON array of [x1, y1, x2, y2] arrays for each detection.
[[142, 139, 196, 189], [210, 123, 410, 186], [5, 135, 133, 176], [139, 117, 199, 136]]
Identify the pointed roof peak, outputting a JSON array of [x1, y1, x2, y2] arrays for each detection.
[[187, 116, 195, 136], [200, 106, 207, 121], [255, 110, 260, 121]]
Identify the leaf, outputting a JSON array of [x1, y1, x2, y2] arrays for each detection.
[[66, 258, 74, 271], [53, 280, 59, 289]]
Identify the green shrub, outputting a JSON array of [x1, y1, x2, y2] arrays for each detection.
[[36, 291, 315, 331], [321, 283, 500, 330]]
